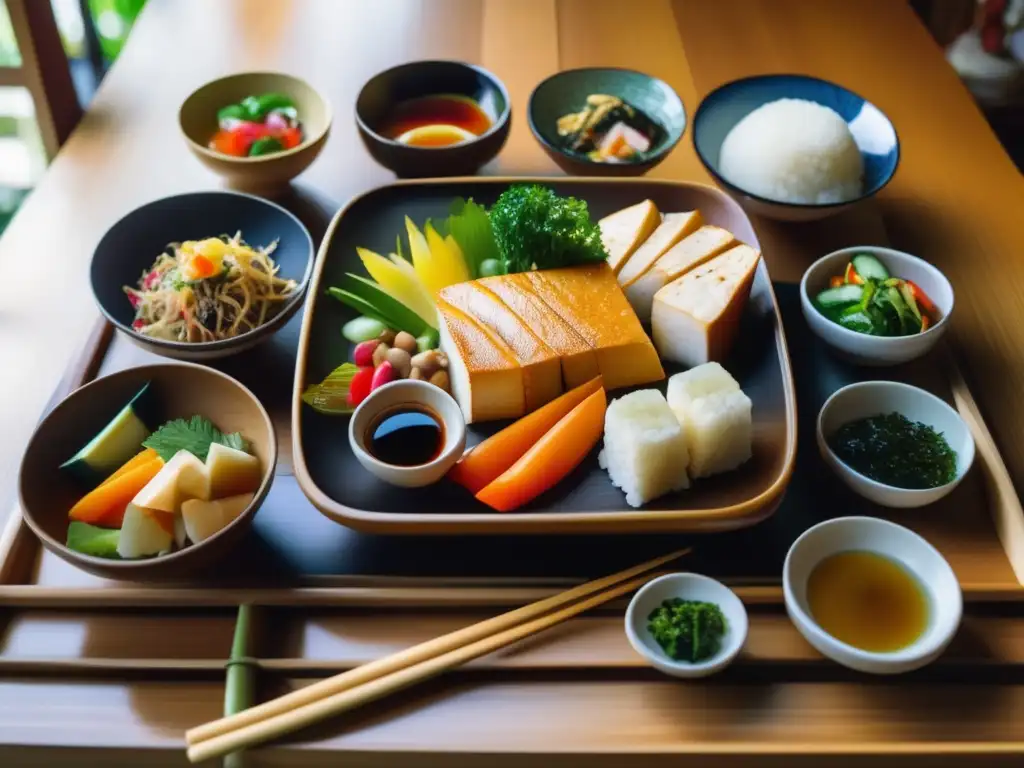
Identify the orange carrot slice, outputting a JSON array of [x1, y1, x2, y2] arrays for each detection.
[[68, 457, 163, 527], [99, 448, 159, 488], [448, 376, 603, 494], [476, 387, 607, 512]]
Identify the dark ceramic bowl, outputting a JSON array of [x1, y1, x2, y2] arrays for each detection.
[[91, 191, 314, 361], [693, 74, 900, 222], [179, 71, 332, 190], [355, 60, 511, 178], [19, 363, 277, 581], [528, 67, 686, 176]]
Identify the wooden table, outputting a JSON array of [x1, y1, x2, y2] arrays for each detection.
[[2, 1, 1024, 765]]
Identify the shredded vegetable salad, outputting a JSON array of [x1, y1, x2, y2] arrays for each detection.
[[124, 232, 297, 343]]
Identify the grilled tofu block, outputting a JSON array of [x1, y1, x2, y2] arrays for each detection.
[[598, 199, 661, 275], [522, 264, 665, 390], [438, 302, 525, 423], [439, 282, 562, 412], [479, 273, 600, 390], [651, 244, 761, 367], [623, 225, 736, 323], [616, 211, 702, 287]]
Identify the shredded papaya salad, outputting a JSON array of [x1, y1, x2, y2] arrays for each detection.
[[124, 233, 297, 343]]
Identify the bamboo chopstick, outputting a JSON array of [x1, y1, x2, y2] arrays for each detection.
[[186, 546, 688, 748], [189, 548, 692, 753], [187, 569, 661, 764]]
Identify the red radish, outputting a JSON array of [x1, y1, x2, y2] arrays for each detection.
[[265, 111, 290, 133], [353, 340, 379, 367], [347, 366, 374, 407], [370, 361, 397, 391]]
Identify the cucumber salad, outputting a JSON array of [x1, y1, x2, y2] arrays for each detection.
[[814, 253, 940, 336]]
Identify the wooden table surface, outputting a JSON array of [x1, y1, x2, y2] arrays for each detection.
[[2, 0, 1024, 765]]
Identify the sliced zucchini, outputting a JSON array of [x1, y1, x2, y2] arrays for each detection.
[[851, 253, 890, 281], [815, 284, 864, 308], [60, 383, 160, 487]]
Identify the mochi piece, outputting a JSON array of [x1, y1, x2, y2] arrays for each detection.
[[684, 389, 753, 479], [598, 390, 689, 508], [666, 362, 740, 424]]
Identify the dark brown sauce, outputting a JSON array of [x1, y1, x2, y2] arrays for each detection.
[[367, 405, 445, 467], [378, 95, 492, 146]]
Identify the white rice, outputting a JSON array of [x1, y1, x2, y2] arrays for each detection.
[[718, 98, 863, 205]]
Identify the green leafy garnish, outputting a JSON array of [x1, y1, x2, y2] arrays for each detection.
[[446, 197, 501, 278], [489, 184, 608, 274], [301, 362, 358, 415], [143, 415, 249, 462], [647, 598, 727, 663], [66, 521, 120, 559]]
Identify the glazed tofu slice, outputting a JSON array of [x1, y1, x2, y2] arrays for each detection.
[[438, 303, 525, 423], [598, 199, 661, 275], [522, 264, 665, 391], [651, 244, 761, 367], [439, 282, 562, 412], [616, 211, 703, 287], [623, 225, 736, 323], [480, 273, 600, 390]]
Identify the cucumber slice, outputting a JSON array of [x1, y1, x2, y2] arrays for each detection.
[[326, 288, 393, 329], [60, 383, 159, 487], [336, 274, 433, 337], [66, 521, 120, 559], [851, 253, 890, 281], [815, 284, 864, 308], [838, 310, 876, 334]]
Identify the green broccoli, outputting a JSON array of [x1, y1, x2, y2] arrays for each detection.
[[647, 598, 727, 662], [488, 184, 609, 274]]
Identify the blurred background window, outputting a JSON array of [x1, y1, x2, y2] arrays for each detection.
[[0, 0, 146, 236]]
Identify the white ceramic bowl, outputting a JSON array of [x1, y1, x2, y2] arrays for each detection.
[[349, 380, 466, 488], [625, 572, 748, 678], [800, 246, 954, 366], [817, 381, 975, 508], [784, 516, 962, 674]]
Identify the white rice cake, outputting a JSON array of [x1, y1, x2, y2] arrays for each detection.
[[666, 362, 740, 424], [598, 389, 689, 508], [683, 389, 753, 479], [623, 225, 736, 324], [651, 244, 761, 367]]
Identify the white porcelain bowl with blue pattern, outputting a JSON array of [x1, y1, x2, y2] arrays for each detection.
[[693, 74, 899, 222]]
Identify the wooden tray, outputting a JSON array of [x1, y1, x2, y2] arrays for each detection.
[[294, 178, 796, 535], [3, 215, 1024, 766]]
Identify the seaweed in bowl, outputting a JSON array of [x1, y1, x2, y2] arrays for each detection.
[[557, 94, 667, 164]]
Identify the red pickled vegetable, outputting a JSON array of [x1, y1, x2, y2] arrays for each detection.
[[347, 366, 375, 407], [905, 280, 938, 318], [209, 129, 250, 157], [278, 126, 303, 149], [370, 361, 396, 391], [829, 275, 844, 289], [353, 340, 378, 367]]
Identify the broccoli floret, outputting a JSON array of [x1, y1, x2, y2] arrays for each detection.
[[489, 184, 608, 274]]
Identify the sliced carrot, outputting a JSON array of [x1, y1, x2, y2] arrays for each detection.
[[476, 387, 607, 513], [68, 457, 163, 528], [920, 314, 931, 332], [99, 448, 159, 488], [844, 263, 863, 285], [448, 376, 603, 494], [829, 275, 844, 289]]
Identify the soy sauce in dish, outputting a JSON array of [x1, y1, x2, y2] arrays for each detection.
[[367, 406, 444, 466]]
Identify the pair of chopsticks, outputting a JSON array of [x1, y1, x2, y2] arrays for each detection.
[[185, 547, 690, 763]]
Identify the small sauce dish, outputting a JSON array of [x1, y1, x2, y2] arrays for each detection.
[[817, 381, 975, 508], [784, 516, 962, 674], [349, 380, 466, 488], [624, 572, 748, 679]]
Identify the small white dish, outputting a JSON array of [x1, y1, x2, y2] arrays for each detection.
[[817, 381, 975, 508], [800, 245, 954, 366], [784, 516, 962, 674], [624, 572, 748, 678], [349, 379, 466, 488]]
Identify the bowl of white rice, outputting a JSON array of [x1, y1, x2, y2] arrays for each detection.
[[693, 75, 899, 222]]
